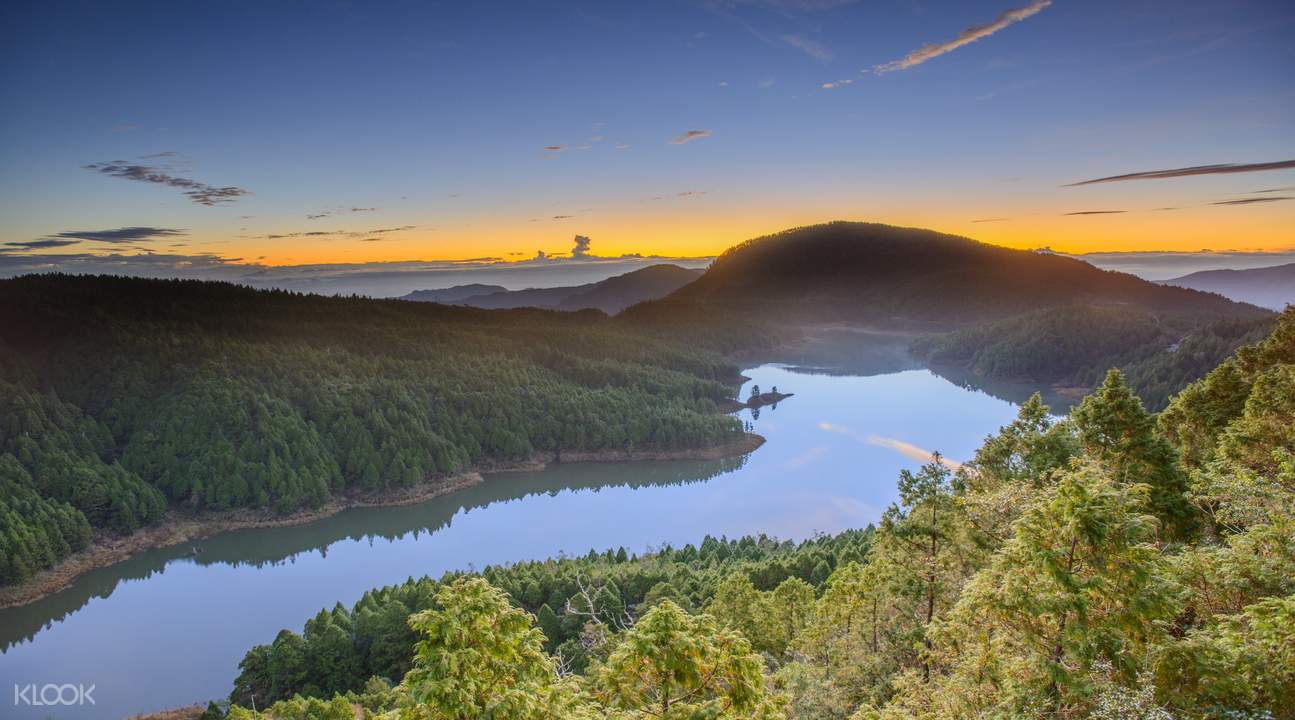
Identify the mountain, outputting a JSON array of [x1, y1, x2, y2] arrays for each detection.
[[623, 222, 1272, 402], [401, 264, 703, 315], [400, 283, 508, 303], [634, 222, 1256, 327], [1163, 263, 1295, 310]]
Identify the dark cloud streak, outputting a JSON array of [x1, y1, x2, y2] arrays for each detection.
[[1211, 196, 1293, 206], [84, 160, 251, 205], [1066, 160, 1295, 186]]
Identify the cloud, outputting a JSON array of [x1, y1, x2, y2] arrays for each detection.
[[1211, 196, 1293, 206], [307, 207, 379, 220], [1063, 210, 1126, 215], [39, 227, 189, 244], [1065, 159, 1295, 186], [821, 78, 855, 89], [544, 145, 565, 151], [1249, 186, 1295, 194], [84, 160, 251, 205], [873, 0, 1051, 74], [5, 239, 81, 249], [971, 217, 1010, 223], [670, 129, 712, 145], [572, 235, 592, 259], [139, 151, 176, 159], [677, 190, 707, 197], [254, 225, 417, 240], [552, 215, 574, 220], [782, 34, 833, 61]]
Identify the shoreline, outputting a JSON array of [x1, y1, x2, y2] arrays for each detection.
[[0, 433, 764, 610]]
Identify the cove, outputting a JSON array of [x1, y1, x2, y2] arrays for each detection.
[[0, 365, 1029, 719]]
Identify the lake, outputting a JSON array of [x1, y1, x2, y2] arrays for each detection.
[[0, 364, 1032, 719]]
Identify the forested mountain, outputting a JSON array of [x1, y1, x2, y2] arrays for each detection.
[[624, 222, 1271, 400], [628, 222, 1254, 327], [401, 264, 703, 315], [0, 274, 747, 587], [1164, 262, 1295, 310], [219, 308, 1295, 720]]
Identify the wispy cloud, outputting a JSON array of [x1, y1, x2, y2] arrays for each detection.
[[255, 225, 416, 240], [1249, 186, 1295, 194], [42, 227, 189, 244], [307, 207, 378, 220], [1211, 196, 1292, 206], [139, 151, 176, 159], [4, 239, 81, 249], [1063, 210, 1126, 215], [1065, 159, 1295, 186], [971, 217, 1010, 223], [873, 0, 1051, 74], [84, 160, 251, 205], [782, 34, 833, 61], [670, 129, 712, 144], [543, 145, 565, 151]]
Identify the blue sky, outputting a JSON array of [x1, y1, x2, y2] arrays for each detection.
[[1, 0, 1292, 281]]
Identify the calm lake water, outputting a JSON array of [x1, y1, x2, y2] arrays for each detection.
[[0, 365, 1030, 719]]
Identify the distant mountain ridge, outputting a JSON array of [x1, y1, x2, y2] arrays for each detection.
[[401, 264, 702, 315], [1163, 263, 1295, 310], [401, 283, 509, 304]]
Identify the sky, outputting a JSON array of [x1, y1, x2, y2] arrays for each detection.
[[1, 0, 1293, 291]]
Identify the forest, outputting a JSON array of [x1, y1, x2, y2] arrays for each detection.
[[913, 306, 1274, 409], [213, 307, 1295, 719], [0, 274, 749, 586]]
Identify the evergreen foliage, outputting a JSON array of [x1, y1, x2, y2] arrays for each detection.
[[225, 309, 1295, 720]]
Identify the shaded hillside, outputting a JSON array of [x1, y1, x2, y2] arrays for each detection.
[[0, 274, 745, 587], [915, 305, 1274, 409], [1164, 262, 1295, 310], [402, 264, 702, 315]]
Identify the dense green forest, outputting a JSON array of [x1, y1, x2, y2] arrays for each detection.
[[914, 306, 1274, 409], [0, 274, 749, 586], [218, 307, 1295, 720]]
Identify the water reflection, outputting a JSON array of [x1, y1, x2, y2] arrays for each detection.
[[0, 456, 747, 653]]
